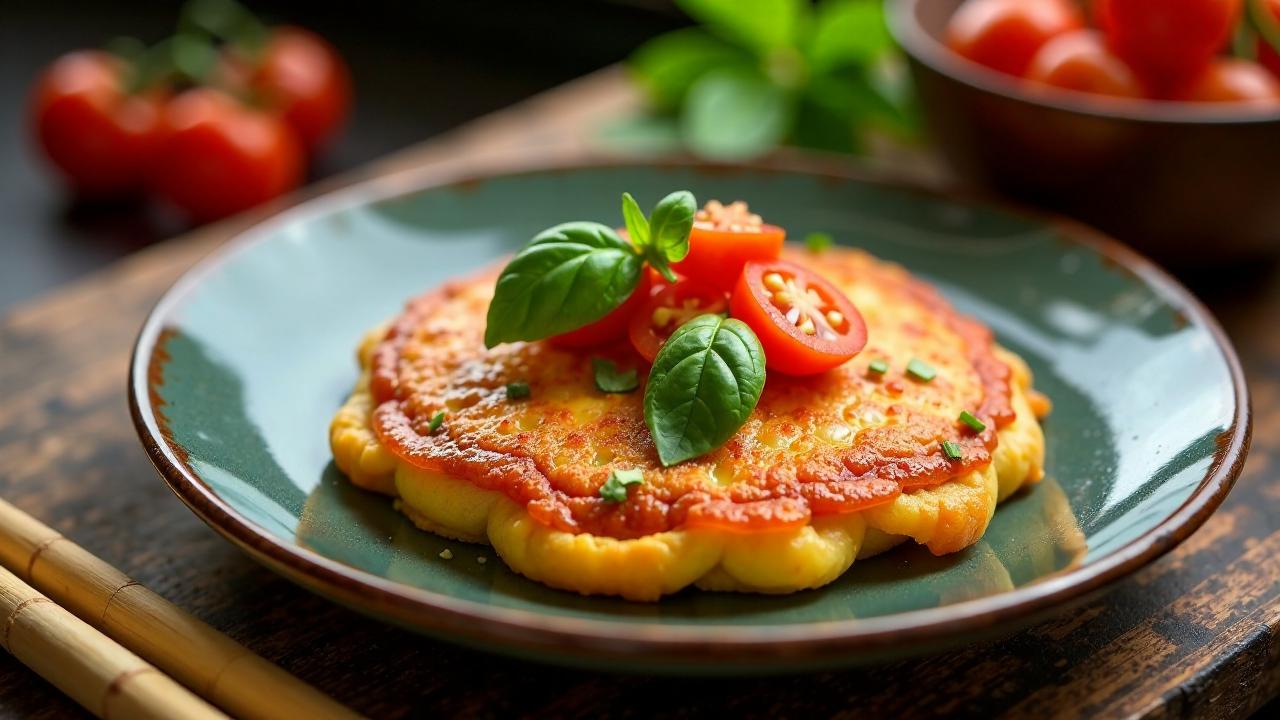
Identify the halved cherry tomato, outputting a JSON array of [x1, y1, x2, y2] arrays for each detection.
[[629, 279, 728, 362], [1098, 0, 1241, 88], [730, 260, 867, 376], [1025, 30, 1145, 98], [670, 200, 784, 291], [946, 0, 1083, 77], [549, 272, 651, 349], [30, 51, 165, 197], [1176, 59, 1280, 104]]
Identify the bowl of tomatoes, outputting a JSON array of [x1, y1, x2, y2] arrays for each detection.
[[888, 0, 1280, 265]]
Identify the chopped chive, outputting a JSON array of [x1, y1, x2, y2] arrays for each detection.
[[906, 358, 936, 382], [805, 231, 834, 253], [505, 382, 531, 400], [941, 440, 963, 460], [868, 359, 889, 375], [428, 411, 446, 434], [593, 358, 639, 393], [958, 410, 986, 433], [599, 468, 644, 503]]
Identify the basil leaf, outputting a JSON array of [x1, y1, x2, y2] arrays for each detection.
[[683, 70, 792, 160], [647, 190, 695, 264], [628, 28, 753, 110], [593, 358, 639, 394], [643, 315, 766, 466], [677, 0, 802, 55], [621, 192, 650, 250], [804, 0, 892, 75], [599, 468, 644, 503], [484, 222, 643, 348]]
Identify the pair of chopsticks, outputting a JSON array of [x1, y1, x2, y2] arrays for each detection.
[[0, 498, 361, 719]]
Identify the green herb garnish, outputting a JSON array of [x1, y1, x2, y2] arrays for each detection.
[[484, 222, 644, 348], [428, 411, 446, 434], [906, 358, 936, 383], [643, 314, 766, 466], [941, 440, 963, 461], [505, 382, 531, 400], [805, 232, 834, 253], [867, 359, 889, 375], [593, 358, 640, 394], [484, 192, 697, 348], [958, 410, 986, 433], [599, 468, 645, 503], [623, 190, 696, 283]]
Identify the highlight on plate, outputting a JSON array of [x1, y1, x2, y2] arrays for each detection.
[[329, 191, 1051, 601]]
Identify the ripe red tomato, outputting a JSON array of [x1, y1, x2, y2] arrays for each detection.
[[549, 273, 651, 349], [1025, 30, 1145, 98], [249, 27, 352, 151], [1257, 0, 1280, 77], [149, 88, 304, 223], [1098, 0, 1241, 87], [30, 51, 165, 197], [670, 224, 784, 292], [1177, 59, 1280, 103], [946, 0, 1084, 77], [730, 261, 867, 376], [629, 279, 728, 362]]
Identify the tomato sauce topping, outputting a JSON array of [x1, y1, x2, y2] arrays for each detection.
[[369, 248, 1016, 540]]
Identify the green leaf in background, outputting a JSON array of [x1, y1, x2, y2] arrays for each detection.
[[683, 70, 792, 160], [484, 222, 643, 348], [805, 0, 893, 74], [621, 192, 651, 250], [629, 28, 753, 110], [643, 314, 766, 466], [678, 0, 804, 55], [595, 115, 684, 156]]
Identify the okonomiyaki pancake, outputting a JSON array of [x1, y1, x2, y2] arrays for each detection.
[[331, 246, 1048, 601]]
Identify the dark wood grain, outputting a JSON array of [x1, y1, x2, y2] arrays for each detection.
[[2, 68, 1277, 720]]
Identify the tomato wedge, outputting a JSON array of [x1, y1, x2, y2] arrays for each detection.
[[730, 260, 867, 376], [628, 279, 728, 362], [549, 272, 650, 349], [671, 200, 784, 290]]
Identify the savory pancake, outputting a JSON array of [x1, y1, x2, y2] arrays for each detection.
[[330, 246, 1048, 600]]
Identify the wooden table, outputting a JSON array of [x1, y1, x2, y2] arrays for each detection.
[[2, 68, 1277, 720]]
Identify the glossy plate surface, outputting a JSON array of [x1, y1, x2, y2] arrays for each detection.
[[130, 161, 1249, 672]]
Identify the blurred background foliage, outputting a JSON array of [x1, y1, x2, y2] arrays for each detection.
[[619, 0, 918, 159]]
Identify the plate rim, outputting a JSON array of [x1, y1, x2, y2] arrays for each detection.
[[128, 156, 1252, 663]]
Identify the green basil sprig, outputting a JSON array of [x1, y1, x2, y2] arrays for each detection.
[[622, 190, 696, 283], [643, 314, 766, 466], [485, 192, 697, 348], [484, 222, 644, 348]]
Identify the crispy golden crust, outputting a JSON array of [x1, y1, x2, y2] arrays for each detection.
[[329, 248, 1049, 600]]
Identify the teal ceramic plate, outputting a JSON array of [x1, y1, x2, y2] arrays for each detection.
[[130, 160, 1250, 672]]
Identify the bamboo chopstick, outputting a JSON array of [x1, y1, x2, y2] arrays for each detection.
[[1, 564, 227, 720], [0, 498, 362, 720]]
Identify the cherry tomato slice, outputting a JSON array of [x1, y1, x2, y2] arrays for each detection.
[[945, 0, 1083, 77], [671, 224, 785, 292], [730, 260, 867, 376], [549, 272, 650, 349], [628, 279, 728, 362]]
